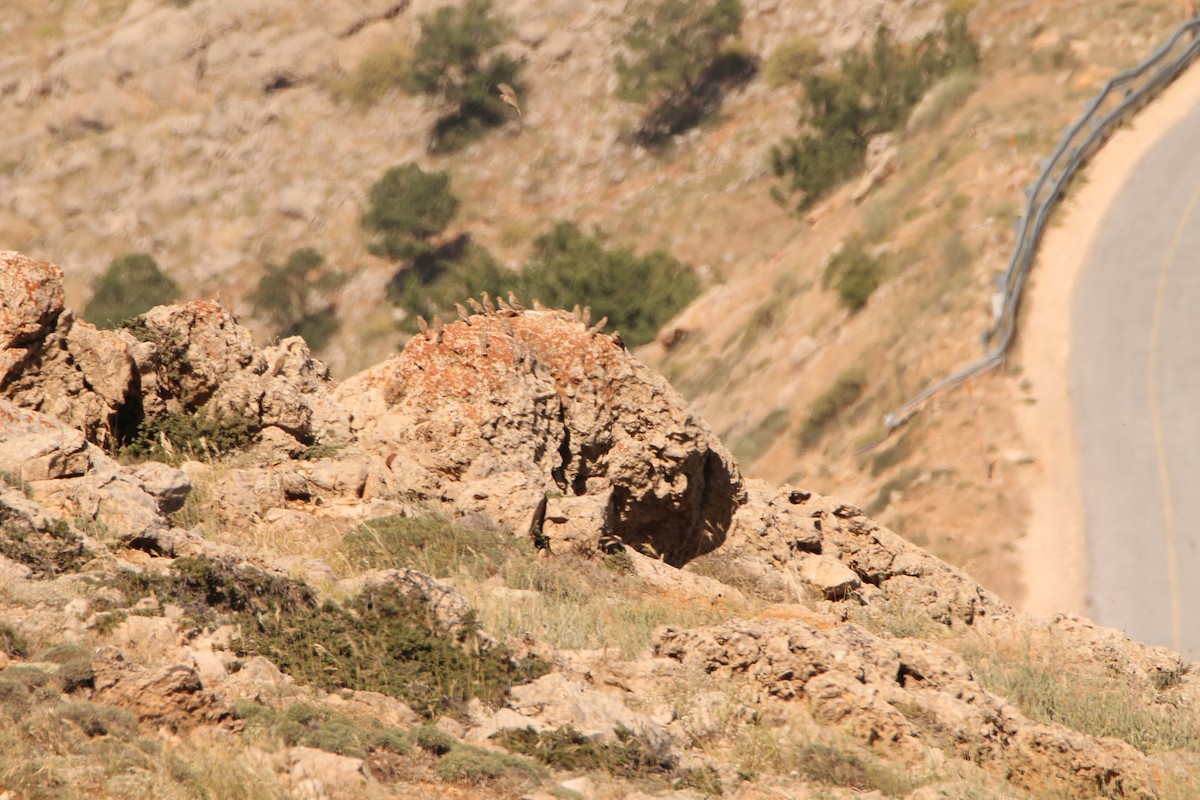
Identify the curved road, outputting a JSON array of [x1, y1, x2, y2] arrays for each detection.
[[1073, 91, 1200, 658]]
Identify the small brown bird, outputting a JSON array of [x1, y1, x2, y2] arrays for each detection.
[[498, 83, 521, 115], [507, 292, 526, 311], [417, 315, 429, 336], [455, 302, 471, 321], [481, 291, 496, 313], [467, 297, 485, 314], [588, 316, 608, 335]]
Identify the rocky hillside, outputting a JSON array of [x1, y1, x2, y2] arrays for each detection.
[[1, 0, 1193, 612], [1, 252, 1199, 799]]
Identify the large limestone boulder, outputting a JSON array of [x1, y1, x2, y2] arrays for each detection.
[[335, 308, 744, 565], [0, 252, 139, 446]]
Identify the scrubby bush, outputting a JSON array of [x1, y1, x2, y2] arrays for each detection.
[[763, 35, 822, 88], [250, 247, 342, 352], [408, 0, 523, 152], [519, 221, 700, 347], [363, 164, 460, 261], [120, 411, 260, 464], [83, 253, 179, 329], [798, 367, 868, 448], [770, 10, 979, 209], [823, 239, 887, 311], [616, 0, 752, 144], [237, 701, 410, 759]]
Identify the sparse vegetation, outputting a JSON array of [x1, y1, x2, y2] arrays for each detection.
[[0, 470, 33, 499], [770, 10, 980, 209], [823, 238, 888, 311], [338, 513, 526, 579], [958, 629, 1200, 754], [616, 0, 753, 144], [764, 35, 823, 88], [0, 624, 28, 659], [407, 0, 523, 152], [494, 725, 676, 779], [109, 555, 544, 719], [327, 41, 413, 107], [728, 407, 791, 464], [250, 247, 343, 352], [0, 519, 90, 577], [798, 368, 868, 448], [791, 742, 925, 796], [83, 253, 179, 329]]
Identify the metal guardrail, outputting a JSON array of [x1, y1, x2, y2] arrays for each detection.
[[882, 18, 1200, 432]]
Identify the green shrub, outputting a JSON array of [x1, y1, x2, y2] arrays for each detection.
[[770, 10, 979, 209], [384, 219, 699, 347], [798, 368, 868, 448], [250, 247, 343, 352], [83, 253, 179, 329], [518, 221, 700, 347], [408, 0, 522, 152], [363, 164, 460, 262], [238, 701, 410, 759], [413, 724, 457, 755], [120, 411, 260, 463], [434, 744, 547, 785], [328, 42, 412, 107], [823, 239, 887, 311], [763, 35, 822, 88], [616, 0, 751, 144]]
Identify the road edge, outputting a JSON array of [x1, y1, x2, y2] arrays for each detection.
[[1014, 62, 1200, 619]]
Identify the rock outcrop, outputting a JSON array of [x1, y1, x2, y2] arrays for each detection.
[[0, 250, 1196, 799], [336, 308, 744, 565]]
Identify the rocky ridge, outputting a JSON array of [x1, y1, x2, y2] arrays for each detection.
[[0, 251, 1196, 799]]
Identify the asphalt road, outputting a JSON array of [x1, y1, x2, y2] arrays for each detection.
[[1072, 93, 1200, 658]]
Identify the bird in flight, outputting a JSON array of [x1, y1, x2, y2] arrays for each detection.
[[498, 83, 521, 115]]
